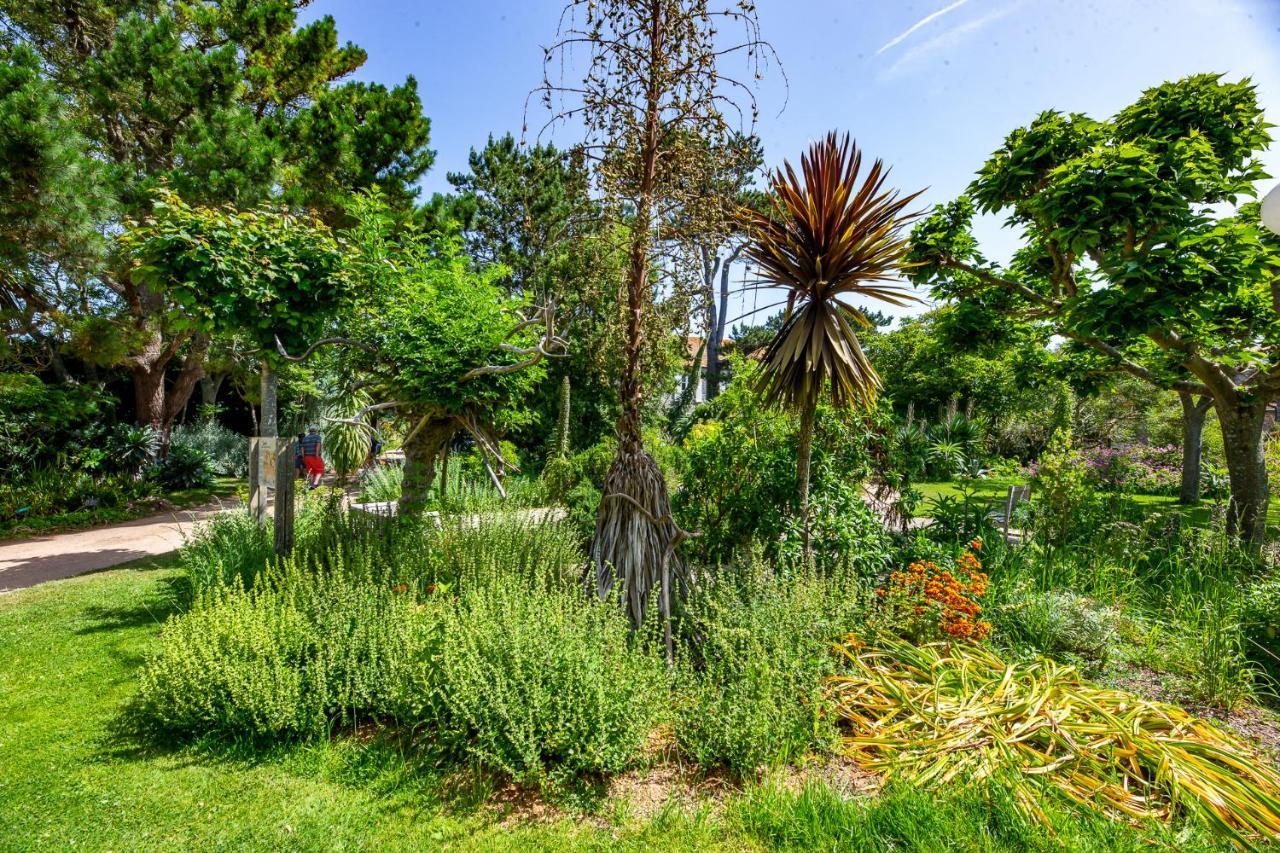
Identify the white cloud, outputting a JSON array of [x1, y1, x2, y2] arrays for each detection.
[[877, 0, 973, 55], [879, 1, 1023, 81]]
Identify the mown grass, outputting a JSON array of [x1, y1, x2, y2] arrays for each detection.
[[0, 557, 1235, 850], [917, 478, 1280, 530]]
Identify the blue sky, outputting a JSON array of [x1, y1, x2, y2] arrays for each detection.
[[301, 0, 1280, 324]]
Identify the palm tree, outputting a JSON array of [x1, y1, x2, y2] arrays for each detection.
[[739, 132, 922, 554]]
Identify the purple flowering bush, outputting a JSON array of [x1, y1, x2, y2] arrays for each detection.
[[1080, 444, 1182, 495]]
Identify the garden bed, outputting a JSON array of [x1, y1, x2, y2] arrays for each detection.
[[0, 560, 1248, 851]]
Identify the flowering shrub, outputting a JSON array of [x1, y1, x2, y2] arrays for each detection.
[[877, 539, 991, 642], [1080, 444, 1181, 495]]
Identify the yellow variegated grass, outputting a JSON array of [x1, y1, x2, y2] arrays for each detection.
[[828, 635, 1280, 846]]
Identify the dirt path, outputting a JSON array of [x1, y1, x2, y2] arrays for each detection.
[[0, 503, 231, 593]]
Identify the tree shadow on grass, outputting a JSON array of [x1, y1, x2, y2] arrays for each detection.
[[93, 713, 507, 820], [74, 573, 189, 635]]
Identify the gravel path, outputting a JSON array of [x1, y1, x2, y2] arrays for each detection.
[[0, 503, 231, 593]]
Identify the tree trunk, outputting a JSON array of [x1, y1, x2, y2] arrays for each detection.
[[439, 443, 450, 499], [399, 417, 455, 517], [1216, 397, 1269, 548], [251, 363, 277, 524], [132, 360, 167, 436], [588, 1, 686, 629], [1178, 391, 1211, 504], [129, 328, 207, 454], [200, 373, 225, 408], [796, 398, 816, 560], [706, 246, 739, 400]]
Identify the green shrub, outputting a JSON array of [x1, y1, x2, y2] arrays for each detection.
[[425, 515, 581, 592], [563, 478, 602, 543], [436, 582, 665, 785], [0, 465, 158, 526], [110, 424, 161, 477], [674, 566, 863, 775], [357, 462, 403, 503], [777, 477, 893, 579], [172, 419, 248, 477], [134, 562, 441, 739], [674, 362, 879, 565], [182, 509, 276, 594], [0, 373, 113, 477], [148, 444, 216, 490], [1030, 427, 1106, 547], [1243, 572, 1280, 685], [998, 589, 1120, 663]]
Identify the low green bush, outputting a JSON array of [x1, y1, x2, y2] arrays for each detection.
[[151, 511, 652, 787], [674, 565, 864, 775], [997, 589, 1120, 664], [425, 515, 581, 592], [357, 462, 403, 503], [674, 361, 880, 566], [134, 564, 439, 739], [776, 477, 893, 579], [0, 465, 158, 524], [172, 419, 249, 477], [181, 509, 276, 594], [1243, 572, 1280, 686], [436, 582, 665, 785], [147, 444, 216, 490]]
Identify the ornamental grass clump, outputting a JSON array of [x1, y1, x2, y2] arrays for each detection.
[[828, 635, 1280, 845]]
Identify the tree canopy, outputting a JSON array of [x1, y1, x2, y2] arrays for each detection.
[[906, 73, 1280, 543]]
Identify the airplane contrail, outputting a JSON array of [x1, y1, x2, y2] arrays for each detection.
[[876, 0, 973, 54]]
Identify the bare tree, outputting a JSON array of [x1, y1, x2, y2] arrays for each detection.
[[534, 0, 778, 628]]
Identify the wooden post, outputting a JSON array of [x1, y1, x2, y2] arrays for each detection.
[[439, 444, 449, 499], [250, 363, 277, 524], [274, 437, 295, 555]]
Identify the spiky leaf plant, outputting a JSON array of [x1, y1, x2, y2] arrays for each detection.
[[739, 132, 922, 550], [828, 635, 1280, 846], [322, 391, 372, 484]]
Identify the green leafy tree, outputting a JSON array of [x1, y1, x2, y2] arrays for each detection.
[[335, 196, 554, 515], [907, 74, 1280, 544], [0, 1, 432, 439], [0, 44, 111, 378], [739, 132, 921, 556], [441, 133, 639, 452], [122, 191, 348, 356]]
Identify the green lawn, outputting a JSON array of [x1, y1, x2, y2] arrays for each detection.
[[916, 478, 1280, 530], [0, 558, 1230, 851]]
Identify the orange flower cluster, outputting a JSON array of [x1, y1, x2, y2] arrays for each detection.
[[878, 543, 991, 642]]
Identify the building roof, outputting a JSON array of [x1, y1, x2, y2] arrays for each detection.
[[684, 335, 732, 369]]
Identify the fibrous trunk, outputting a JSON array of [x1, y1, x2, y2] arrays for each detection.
[[590, 432, 687, 629]]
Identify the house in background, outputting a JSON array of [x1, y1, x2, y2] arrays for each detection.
[[675, 335, 731, 405]]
